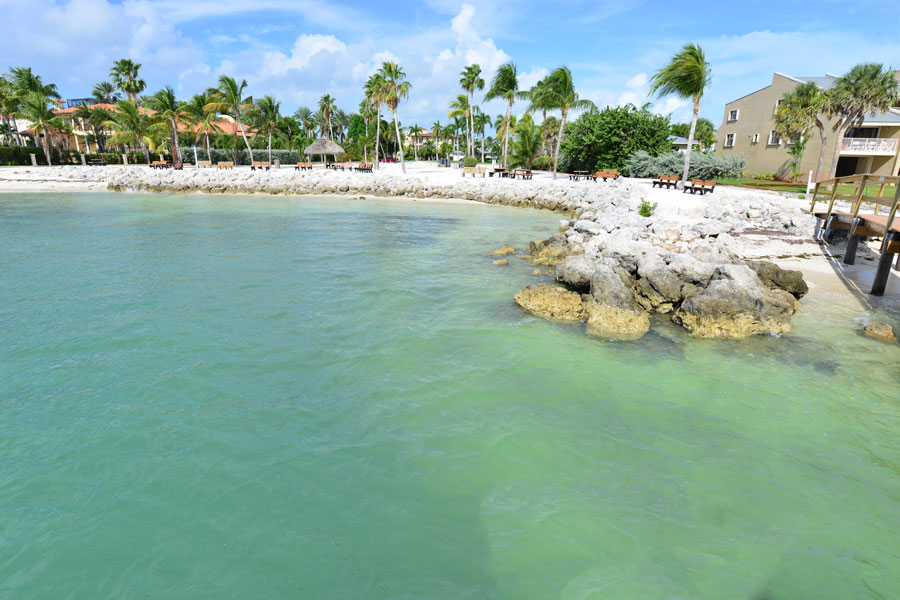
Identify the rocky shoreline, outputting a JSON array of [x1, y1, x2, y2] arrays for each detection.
[[8, 165, 823, 340]]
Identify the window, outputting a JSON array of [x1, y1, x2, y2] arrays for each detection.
[[725, 133, 735, 147], [751, 133, 760, 143], [728, 109, 739, 121], [774, 98, 784, 113], [768, 130, 781, 145]]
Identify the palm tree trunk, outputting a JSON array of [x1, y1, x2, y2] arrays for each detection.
[[503, 100, 513, 168], [681, 100, 700, 186], [552, 109, 567, 180], [374, 110, 381, 169], [392, 108, 406, 174], [828, 120, 849, 178], [268, 131, 273, 164], [364, 118, 369, 163], [813, 120, 827, 179], [414, 135, 418, 161], [140, 140, 150, 165], [480, 128, 485, 162], [205, 131, 211, 161], [41, 127, 52, 166], [236, 113, 254, 164]]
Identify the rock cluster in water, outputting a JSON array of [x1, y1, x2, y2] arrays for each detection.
[[49, 165, 820, 340]]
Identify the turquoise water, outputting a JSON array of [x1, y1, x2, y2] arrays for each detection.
[[2, 192, 899, 599]]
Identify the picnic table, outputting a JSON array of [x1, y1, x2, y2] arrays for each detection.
[[570, 170, 590, 181], [489, 167, 507, 178], [514, 169, 533, 180]]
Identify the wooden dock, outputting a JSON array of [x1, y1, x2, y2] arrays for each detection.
[[808, 174, 900, 295]]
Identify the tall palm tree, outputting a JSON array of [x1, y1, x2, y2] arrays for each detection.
[[317, 94, 336, 140], [294, 106, 315, 138], [205, 75, 255, 163], [8, 67, 59, 97], [529, 66, 594, 179], [512, 113, 541, 169], [184, 92, 221, 161], [19, 93, 62, 164], [378, 62, 411, 173], [252, 95, 281, 164], [484, 62, 519, 168], [825, 63, 899, 178], [473, 110, 490, 161], [459, 64, 484, 155], [146, 86, 188, 164], [92, 81, 119, 104], [650, 43, 712, 186], [73, 103, 112, 152], [364, 73, 386, 168], [407, 124, 424, 161], [358, 99, 377, 163], [104, 100, 154, 164], [109, 59, 146, 102], [431, 120, 442, 147], [0, 76, 22, 146], [774, 82, 829, 177], [447, 93, 471, 152]]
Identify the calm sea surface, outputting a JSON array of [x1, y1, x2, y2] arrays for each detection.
[[1, 192, 899, 599]]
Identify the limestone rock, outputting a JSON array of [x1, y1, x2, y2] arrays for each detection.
[[745, 260, 809, 299], [860, 320, 898, 343], [584, 263, 650, 340], [532, 244, 569, 267], [492, 259, 508, 266], [491, 244, 516, 255], [673, 265, 798, 338], [513, 284, 586, 321], [554, 255, 596, 291]]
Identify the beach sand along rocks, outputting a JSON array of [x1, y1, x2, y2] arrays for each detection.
[[4, 165, 823, 339]]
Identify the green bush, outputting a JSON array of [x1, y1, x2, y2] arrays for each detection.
[[463, 156, 478, 167], [559, 104, 672, 173], [624, 150, 745, 180], [753, 172, 775, 180], [531, 156, 554, 170], [637, 198, 658, 217]]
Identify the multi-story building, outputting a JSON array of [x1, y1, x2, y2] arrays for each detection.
[[717, 72, 900, 179]]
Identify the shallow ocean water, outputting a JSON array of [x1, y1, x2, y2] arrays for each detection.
[[1, 192, 899, 599]]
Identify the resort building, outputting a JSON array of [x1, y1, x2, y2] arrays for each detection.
[[717, 72, 900, 179]]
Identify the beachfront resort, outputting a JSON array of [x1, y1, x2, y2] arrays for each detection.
[[2, 2, 899, 598]]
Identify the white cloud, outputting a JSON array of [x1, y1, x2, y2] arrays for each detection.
[[260, 34, 347, 77]]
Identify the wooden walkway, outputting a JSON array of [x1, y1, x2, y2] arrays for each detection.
[[808, 174, 900, 295]]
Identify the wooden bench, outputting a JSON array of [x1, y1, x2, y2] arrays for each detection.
[[295, 162, 313, 171], [216, 161, 234, 170], [683, 179, 716, 195], [196, 160, 212, 168], [330, 162, 352, 171], [514, 169, 533, 180], [461, 166, 486, 178], [355, 163, 373, 173], [150, 160, 169, 169], [250, 161, 270, 171], [595, 169, 621, 182], [652, 174, 679, 189]]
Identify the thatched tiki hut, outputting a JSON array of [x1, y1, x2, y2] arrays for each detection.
[[305, 138, 345, 165]]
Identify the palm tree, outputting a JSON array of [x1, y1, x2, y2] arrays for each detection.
[[252, 95, 281, 164], [364, 73, 386, 168], [0, 76, 22, 146], [774, 82, 829, 177], [825, 63, 899, 178], [650, 43, 712, 186], [109, 59, 146, 102], [358, 99, 377, 163], [146, 86, 188, 164], [473, 110, 490, 161], [431, 120, 442, 146], [529, 66, 594, 179], [459, 64, 484, 155], [294, 106, 315, 138], [104, 100, 154, 164], [484, 62, 519, 168], [205, 75, 255, 163], [73, 103, 111, 152], [92, 81, 119, 104], [318, 94, 337, 140], [512, 113, 541, 169], [447, 94, 471, 153], [407, 124, 424, 161], [19, 93, 62, 164], [8, 67, 59, 97], [376, 61, 411, 174], [184, 92, 221, 161]]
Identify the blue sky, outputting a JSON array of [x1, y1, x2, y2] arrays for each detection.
[[4, 0, 900, 131]]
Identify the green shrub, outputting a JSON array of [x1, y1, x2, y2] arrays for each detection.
[[463, 156, 478, 167], [624, 150, 745, 180], [531, 156, 553, 170], [637, 198, 657, 217], [753, 172, 775, 180]]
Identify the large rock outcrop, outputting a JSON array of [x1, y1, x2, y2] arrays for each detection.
[[672, 265, 799, 338], [513, 285, 586, 321], [583, 263, 650, 340], [745, 260, 809, 298]]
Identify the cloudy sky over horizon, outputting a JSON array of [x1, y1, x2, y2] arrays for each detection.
[[4, 0, 900, 130]]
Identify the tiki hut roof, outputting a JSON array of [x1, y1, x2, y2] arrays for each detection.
[[304, 138, 345, 155]]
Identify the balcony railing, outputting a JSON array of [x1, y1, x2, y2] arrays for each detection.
[[840, 137, 898, 155]]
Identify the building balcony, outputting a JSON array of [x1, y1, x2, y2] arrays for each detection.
[[840, 137, 898, 156]]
